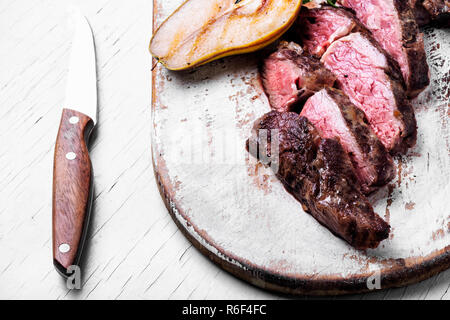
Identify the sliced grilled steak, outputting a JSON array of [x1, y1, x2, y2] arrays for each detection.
[[247, 111, 390, 249], [301, 88, 395, 193], [338, 0, 430, 97], [321, 32, 417, 154], [261, 41, 336, 112], [295, 6, 361, 57]]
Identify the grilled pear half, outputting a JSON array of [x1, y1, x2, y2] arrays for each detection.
[[150, 0, 303, 70]]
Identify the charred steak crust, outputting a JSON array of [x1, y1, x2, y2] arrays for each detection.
[[355, 32, 418, 153], [247, 111, 390, 249], [391, 77, 418, 153], [313, 138, 391, 248], [422, 0, 450, 26], [393, 0, 431, 97], [411, 0, 450, 27], [260, 41, 336, 112], [247, 110, 321, 159], [410, 0, 433, 26], [301, 88, 396, 193], [323, 88, 396, 190]]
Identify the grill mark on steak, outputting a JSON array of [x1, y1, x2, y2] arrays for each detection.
[[338, 0, 430, 97], [261, 41, 336, 113], [321, 32, 417, 154], [247, 111, 391, 249], [301, 88, 395, 193]]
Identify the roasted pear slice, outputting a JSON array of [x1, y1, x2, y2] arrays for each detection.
[[150, 0, 303, 70]]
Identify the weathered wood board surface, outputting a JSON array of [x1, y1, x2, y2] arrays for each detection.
[[152, 1, 450, 295]]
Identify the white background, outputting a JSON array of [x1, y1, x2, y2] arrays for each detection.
[[0, 0, 448, 299]]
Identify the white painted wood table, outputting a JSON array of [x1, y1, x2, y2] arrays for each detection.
[[0, 0, 448, 299]]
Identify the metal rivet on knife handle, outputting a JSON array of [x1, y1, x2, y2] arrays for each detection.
[[69, 116, 80, 124], [58, 243, 71, 253], [66, 152, 77, 160]]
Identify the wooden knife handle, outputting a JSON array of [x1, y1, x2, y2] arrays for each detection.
[[53, 108, 94, 276]]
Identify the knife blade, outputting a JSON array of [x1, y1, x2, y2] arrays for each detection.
[[52, 10, 97, 277]]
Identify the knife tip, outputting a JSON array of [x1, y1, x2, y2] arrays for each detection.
[[67, 6, 91, 29]]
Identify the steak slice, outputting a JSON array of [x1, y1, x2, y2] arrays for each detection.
[[247, 111, 390, 249], [338, 0, 430, 97], [261, 41, 336, 113], [321, 32, 417, 154], [295, 6, 361, 57], [301, 88, 395, 193]]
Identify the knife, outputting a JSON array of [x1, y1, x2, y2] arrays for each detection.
[[52, 11, 97, 277]]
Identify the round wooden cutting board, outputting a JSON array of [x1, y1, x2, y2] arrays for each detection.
[[151, 1, 450, 295]]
